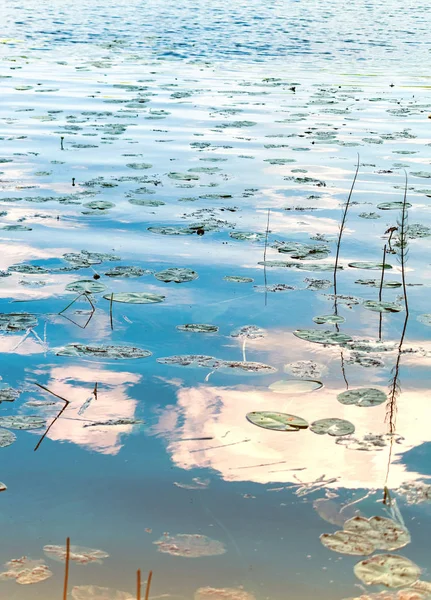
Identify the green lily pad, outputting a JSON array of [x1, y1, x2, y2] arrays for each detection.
[[0, 313, 38, 331], [147, 226, 194, 235], [157, 355, 220, 368], [354, 554, 420, 588], [293, 329, 352, 345], [8, 264, 49, 274], [377, 202, 412, 210], [177, 324, 219, 333], [268, 379, 323, 394], [230, 231, 265, 242], [417, 314, 431, 326], [129, 198, 165, 206], [355, 279, 401, 288], [246, 411, 309, 432], [219, 361, 277, 375], [104, 266, 149, 278], [154, 268, 198, 283], [363, 300, 403, 313], [408, 224, 431, 238], [65, 280, 107, 294], [320, 531, 375, 556], [103, 292, 165, 304], [84, 200, 115, 211], [310, 418, 355, 437], [224, 276, 254, 283], [0, 415, 45, 430], [0, 428, 16, 448], [168, 172, 199, 181], [313, 314, 345, 325], [349, 262, 392, 270], [337, 388, 387, 407], [56, 344, 152, 359], [231, 325, 265, 339], [344, 516, 411, 551], [126, 163, 152, 170]]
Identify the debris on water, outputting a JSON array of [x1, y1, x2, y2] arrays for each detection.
[[154, 534, 226, 557]]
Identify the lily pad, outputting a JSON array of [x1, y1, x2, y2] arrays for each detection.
[[293, 329, 352, 345], [224, 276, 254, 283], [0, 428, 16, 448], [104, 266, 149, 278], [268, 380, 323, 394], [72, 586, 134, 600], [219, 361, 276, 375], [154, 268, 198, 283], [0, 416, 45, 430], [56, 344, 152, 359], [177, 324, 219, 333], [84, 200, 115, 211], [230, 231, 265, 242], [344, 516, 410, 551], [102, 292, 165, 304], [355, 279, 401, 288], [128, 198, 165, 207], [349, 262, 392, 270], [310, 418, 355, 437], [417, 314, 431, 326], [246, 411, 308, 432], [320, 531, 375, 556], [43, 545, 109, 565], [231, 325, 265, 339], [157, 355, 220, 368], [377, 202, 412, 210], [337, 388, 387, 407], [313, 314, 345, 324], [0, 387, 20, 403], [66, 280, 106, 294], [154, 534, 225, 557], [363, 300, 403, 313], [354, 554, 420, 588], [0, 313, 38, 332], [126, 163, 152, 170]]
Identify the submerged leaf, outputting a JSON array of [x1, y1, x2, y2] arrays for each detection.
[[0, 313, 38, 331]]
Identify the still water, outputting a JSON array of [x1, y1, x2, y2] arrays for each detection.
[[0, 0, 431, 598]]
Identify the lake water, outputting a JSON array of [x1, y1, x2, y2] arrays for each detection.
[[0, 1, 431, 599]]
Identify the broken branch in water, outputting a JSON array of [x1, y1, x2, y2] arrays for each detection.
[[63, 537, 70, 600], [33, 382, 70, 452]]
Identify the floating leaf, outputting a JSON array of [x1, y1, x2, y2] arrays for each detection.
[[157, 355, 221, 368], [0, 387, 20, 403], [377, 202, 412, 210], [219, 361, 276, 375], [177, 324, 219, 333], [56, 344, 151, 359], [66, 280, 106, 294], [363, 300, 403, 313], [129, 198, 165, 207], [154, 268, 198, 283], [336, 433, 403, 451], [126, 163, 152, 170], [293, 329, 352, 345], [284, 360, 325, 379], [104, 266, 149, 278], [246, 411, 308, 432], [154, 534, 225, 557], [268, 380, 322, 394], [0, 313, 38, 332], [344, 516, 410, 551], [84, 200, 115, 211], [408, 224, 431, 238], [0, 428, 16, 448], [0, 557, 53, 585], [0, 416, 45, 430], [313, 314, 345, 324], [44, 545, 109, 565], [320, 531, 375, 556], [195, 587, 256, 600], [310, 418, 355, 437], [355, 279, 401, 288], [230, 231, 265, 242], [231, 325, 265, 339], [224, 276, 254, 283], [83, 418, 144, 428], [337, 388, 387, 407], [417, 314, 431, 326], [354, 554, 420, 588], [349, 262, 392, 270], [103, 292, 165, 304]]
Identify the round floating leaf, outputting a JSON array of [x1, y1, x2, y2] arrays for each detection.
[[355, 279, 401, 288], [377, 202, 412, 210], [224, 276, 254, 283], [246, 411, 308, 432], [177, 324, 219, 333], [104, 266, 149, 278], [408, 224, 431, 238], [84, 200, 115, 211], [313, 314, 345, 325], [65, 280, 106, 294], [344, 516, 411, 551], [148, 226, 194, 235], [338, 388, 387, 407], [44, 545, 109, 565], [126, 163, 152, 170], [157, 355, 221, 368], [129, 198, 165, 206], [0, 416, 45, 430], [0, 313, 38, 332], [320, 531, 375, 556], [363, 300, 403, 313], [230, 231, 265, 242], [284, 360, 325, 379], [418, 314, 431, 326], [0, 428, 16, 448], [0, 387, 20, 403], [72, 586, 134, 600], [310, 418, 355, 437], [219, 361, 276, 375], [293, 329, 352, 345], [336, 433, 403, 451], [154, 268, 198, 283], [154, 534, 225, 557], [56, 344, 152, 359], [268, 379, 323, 394], [103, 292, 165, 304], [231, 325, 265, 339], [354, 554, 420, 588], [349, 262, 392, 270]]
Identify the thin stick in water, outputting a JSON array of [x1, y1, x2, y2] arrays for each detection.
[[63, 537, 70, 600], [263, 208, 270, 306], [110, 292, 114, 331], [145, 570, 153, 600], [137, 569, 141, 600], [33, 383, 70, 452]]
